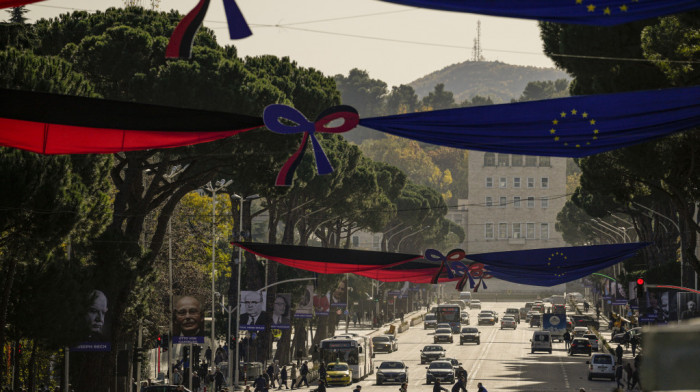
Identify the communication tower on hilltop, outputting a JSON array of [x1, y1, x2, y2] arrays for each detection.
[[472, 21, 484, 62]]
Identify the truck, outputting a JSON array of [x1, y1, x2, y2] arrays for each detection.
[[542, 313, 567, 342]]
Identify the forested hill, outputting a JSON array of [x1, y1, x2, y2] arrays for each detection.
[[409, 60, 569, 103]]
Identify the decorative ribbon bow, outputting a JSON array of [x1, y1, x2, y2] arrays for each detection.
[[455, 262, 491, 292], [425, 248, 466, 284], [263, 104, 360, 186]]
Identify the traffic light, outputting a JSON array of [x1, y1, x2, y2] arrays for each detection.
[[157, 335, 162, 347], [635, 277, 646, 306], [161, 334, 169, 351]]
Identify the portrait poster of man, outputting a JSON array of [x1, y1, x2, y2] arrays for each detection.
[[73, 289, 112, 352], [313, 292, 330, 316], [295, 285, 314, 319], [271, 293, 292, 329], [330, 279, 347, 307], [240, 290, 269, 331], [678, 292, 700, 321], [172, 295, 206, 344]]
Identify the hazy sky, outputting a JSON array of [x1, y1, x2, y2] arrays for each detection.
[[22, 0, 556, 87]]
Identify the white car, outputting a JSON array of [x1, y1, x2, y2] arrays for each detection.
[[470, 300, 481, 309], [587, 353, 615, 380], [500, 316, 517, 330], [583, 333, 599, 351]]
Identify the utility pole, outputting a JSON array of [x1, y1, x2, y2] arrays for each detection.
[[472, 20, 483, 61]]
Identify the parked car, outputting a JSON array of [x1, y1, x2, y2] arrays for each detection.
[[583, 333, 599, 351], [611, 327, 642, 344], [530, 331, 552, 354], [459, 327, 481, 345], [504, 308, 521, 323], [434, 328, 454, 344], [477, 311, 495, 326], [424, 313, 438, 329], [420, 345, 446, 364], [500, 316, 517, 330], [425, 360, 455, 384], [569, 337, 592, 356], [529, 313, 542, 327], [587, 353, 616, 381], [326, 362, 352, 386], [372, 335, 395, 353], [470, 300, 482, 309], [375, 360, 408, 385]]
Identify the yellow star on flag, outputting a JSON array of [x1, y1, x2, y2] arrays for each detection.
[[571, 109, 577, 115], [576, 0, 582, 3], [582, 112, 588, 118], [554, 136, 560, 141], [604, 7, 611, 15], [552, 119, 559, 125], [550, 129, 556, 134], [620, 4, 628, 11], [587, 4, 595, 12], [590, 119, 596, 125], [593, 129, 599, 134], [560, 112, 567, 118]]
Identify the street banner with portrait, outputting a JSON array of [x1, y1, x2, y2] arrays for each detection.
[[72, 289, 112, 352], [271, 293, 292, 329], [313, 292, 330, 316], [677, 292, 700, 321], [295, 285, 314, 319], [240, 290, 268, 331], [172, 295, 206, 344]]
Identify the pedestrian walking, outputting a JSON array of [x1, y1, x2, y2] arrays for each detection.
[[279, 366, 289, 389], [318, 362, 327, 386], [630, 334, 639, 357], [267, 363, 277, 388], [399, 383, 407, 392], [615, 365, 624, 390], [254, 375, 267, 392], [432, 380, 448, 392], [451, 375, 467, 392], [477, 382, 488, 392], [624, 363, 634, 388], [563, 330, 572, 350], [616, 344, 624, 365], [274, 361, 281, 388], [298, 361, 309, 388], [291, 364, 298, 390], [629, 367, 640, 390]]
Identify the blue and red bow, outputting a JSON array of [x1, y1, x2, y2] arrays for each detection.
[[263, 104, 360, 186], [425, 248, 465, 284]]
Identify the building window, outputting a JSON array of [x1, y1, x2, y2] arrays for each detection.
[[527, 196, 535, 208], [498, 154, 510, 167], [352, 235, 360, 247], [484, 153, 496, 166], [541, 177, 549, 188], [512, 223, 522, 239], [541, 223, 549, 240], [373, 235, 381, 248], [513, 177, 521, 188], [525, 156, 537, 167], [499, 196, 507, 207], [527, 177, 535, 188], [512, 155, 523, 167], [539, 156, 551, 167], [513, 196, 521, 208], [499, 223, 508, 239], [526, 223, 535, 239], [485, 177, 493, 188], [485, 196, 493, 207], [499, 177, 507, 188], [541, 197, 549, 209], [485, 223, 494, 239]]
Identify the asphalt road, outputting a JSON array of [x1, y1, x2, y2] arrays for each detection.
[[333, 301, 618, 392]]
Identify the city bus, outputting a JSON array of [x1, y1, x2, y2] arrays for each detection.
[[436, 304, 461, 333], [320, 335, 373, 381]]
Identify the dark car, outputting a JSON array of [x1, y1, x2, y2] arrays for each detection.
[[529, 313, 542, 327], [459, 327, 480, 345], [569, 337, 592, 356], [444, 357, 467, 380], [572, 315, 600, 330], [504, 308, 521, 323], [373, 336, 394, 353], [376, 360, 408, 385], [425, 360, 455, 384], [420, 345, 446, 364]]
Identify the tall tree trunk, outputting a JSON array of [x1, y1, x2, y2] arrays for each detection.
[[0, 253, 18, 368]]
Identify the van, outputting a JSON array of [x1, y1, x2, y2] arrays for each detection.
[[448, 299, 468, 310], [530, 331, 552, 354], [587, 353, 615, 380], [573, 326, 589, 338]]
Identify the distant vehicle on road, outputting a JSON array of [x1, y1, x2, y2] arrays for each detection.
[[459, 327, 481, 345], [436, 305, 461, 333], [326, 362, 352, 386], [424, 313, 438, 329], [501, 316, 517, 330], [583, 333, 599, 351], [569, 337, 592, 356], [587, 353, 615, 381], [470, 299, 481, 309], [542, 313, 567, 342], [477, 311, 496, 326], [572, 315, 600, 330], [459, 291, 472, 307], [375, 361, 408, 385], [425, 360, 455, 384], [420, 345, 446, 364], [529, 313, 542, 328], [530, 331, 552, 354], [504, 308, 521, 323], [434, 328, 454, 344]]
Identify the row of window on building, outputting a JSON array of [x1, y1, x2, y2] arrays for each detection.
[[485, 222, 550, 240], [484, 153, 551, 167], [485, 196, 549, 208], [486, 176, 549, 189]]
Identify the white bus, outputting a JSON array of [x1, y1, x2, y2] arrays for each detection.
[[320, 335, 373, 381]]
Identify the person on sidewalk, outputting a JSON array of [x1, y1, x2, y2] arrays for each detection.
[[616, 344, 624, 365], [629, 367, 640, 390], [279, 365, 289, 389], [267, 364, 277, 388], [563, 330, 572, 351], [624, 363, 634, 388], [298, 361, 309, 388], [318, 362, 327, 386], [477, 382, 488, 392], [630, 334, 639, 357], [290, 364, 297, 390]]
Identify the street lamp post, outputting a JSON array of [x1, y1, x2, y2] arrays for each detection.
[[204, 179, 232, 384], [396, 226, 430, 252], [232, 194, 259, 390]]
